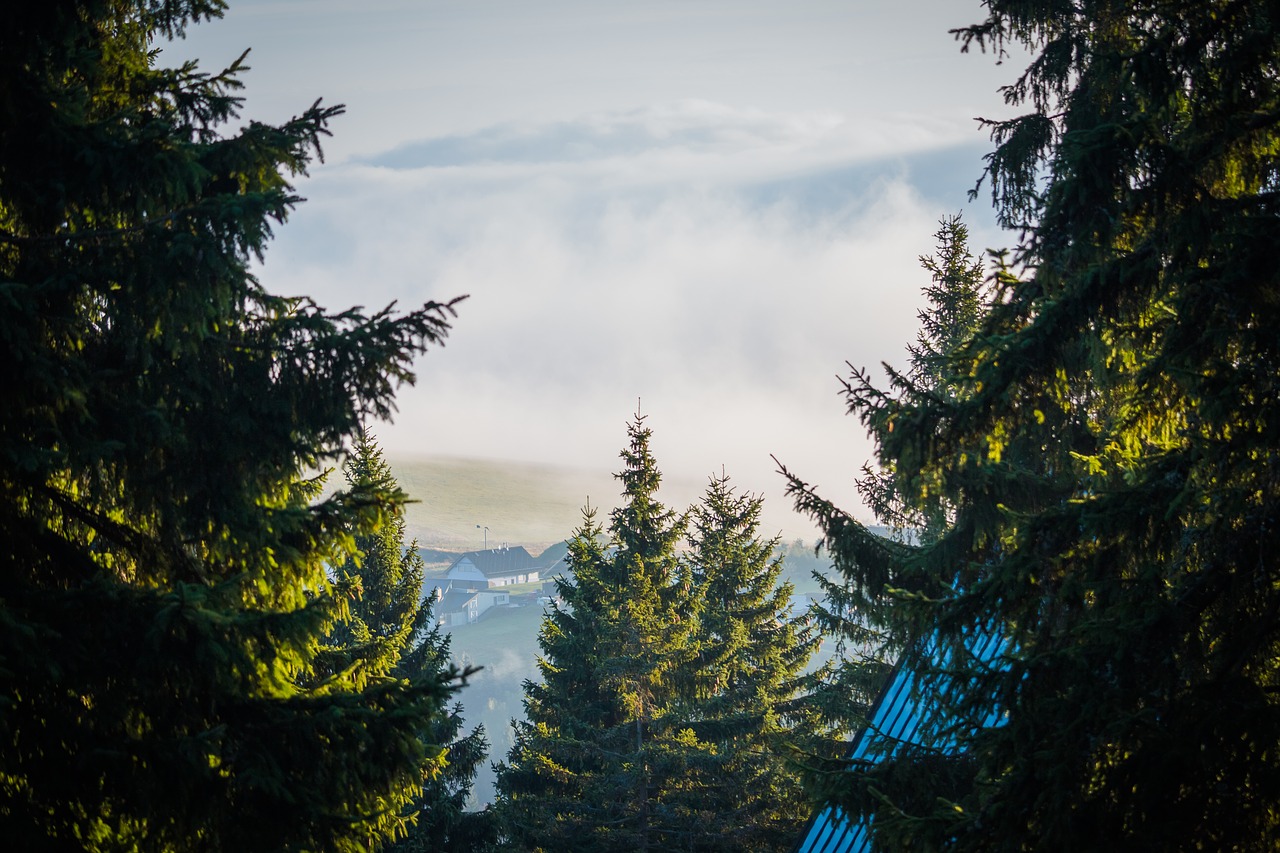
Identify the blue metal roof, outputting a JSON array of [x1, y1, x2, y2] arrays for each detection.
[[795, 627, 1006, 853]]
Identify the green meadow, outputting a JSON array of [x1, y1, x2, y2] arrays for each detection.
[[390, 455, 621, 554], [388, 453, 819, 555]]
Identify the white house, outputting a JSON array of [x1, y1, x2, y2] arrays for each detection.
[[445, 546, 543, 588], [435, 583, 510, 627]]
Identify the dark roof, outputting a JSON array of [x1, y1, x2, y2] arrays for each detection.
[[437, 588, 479, 612], [448, 546, 539, 578]]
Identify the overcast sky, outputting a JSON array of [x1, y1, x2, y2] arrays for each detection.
[[162, 1, 1023, 537]]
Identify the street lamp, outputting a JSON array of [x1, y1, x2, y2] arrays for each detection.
[[476, 524, 488, 550]]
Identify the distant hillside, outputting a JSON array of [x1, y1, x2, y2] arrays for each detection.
[[415, 546, 463, 565], [388, 456, 617, 554], [387, 454, 822, 554]]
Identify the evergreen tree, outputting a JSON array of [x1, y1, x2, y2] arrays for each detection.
[[321, 434, 494, 852], [0, 3, 464, 848], [796, 215, 986, 750], [680, 473, 823, 851], [495, 415, 705, 852], [908, 216, 985, 394], [857, 213, 987, 547], [788, 2, 1280, 849]]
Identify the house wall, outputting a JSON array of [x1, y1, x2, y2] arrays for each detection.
[[440, 590, 511, 626], [447, 558, 487, 584], [476, 590, 510, 610], [484, 571, 540, 588]]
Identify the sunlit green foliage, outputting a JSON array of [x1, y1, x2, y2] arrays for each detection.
[[679, 473, 825, 851], [0, 2, 464, 848], [791, 215, 986, 766], [496, 417, 822, 850], [495, 415, 702, 851], [321, 435, 495, 852], [787, 2, 1280, 849]]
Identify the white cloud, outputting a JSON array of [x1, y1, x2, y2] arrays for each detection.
[[155, 0, 1035, 538], [362, 100, 970, 174], [256, 102, 1005, 533]]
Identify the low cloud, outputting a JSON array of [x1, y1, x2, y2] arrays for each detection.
[[362, 100, 968, 174], [260, 102, 1005, 529]]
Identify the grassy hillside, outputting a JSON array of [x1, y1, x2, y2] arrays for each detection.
[[389, 456, 616, 554], [387, 454, 820, 554]]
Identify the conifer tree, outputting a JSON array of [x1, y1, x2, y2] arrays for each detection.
[[796, 215, 986, 749], [855, 214, 986, 549], [495, 415, 705, 852], [787, 3, 1280, 849], [680, 473, 823, 851], [321, 434, 494, 852], [0, 3, 464, 848]]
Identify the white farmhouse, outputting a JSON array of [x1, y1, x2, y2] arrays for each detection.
[[445, 546, 543, 588], [434, 583, 511, 627]]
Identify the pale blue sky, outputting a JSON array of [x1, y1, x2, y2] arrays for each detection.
[[163, 1, 1022, 535]]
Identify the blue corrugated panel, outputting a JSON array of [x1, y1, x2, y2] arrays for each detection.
[[795, 626, 1007, 853]]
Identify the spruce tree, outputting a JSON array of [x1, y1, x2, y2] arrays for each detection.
[[0, 3, 464, 848], [495, 415, 704, 852], [788, 3, 1280, 849], [795, 215, 986, 752], [680, 473, 823, 851], [321, 434, 494, 852], [851, 214, 986, 549]]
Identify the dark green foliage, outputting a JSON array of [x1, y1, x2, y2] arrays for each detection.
[[908, 215, 985, 392], [792, 216, 986, 759], [496, 415, 701, 851], [680, 473, 825, 851], [497, 418, 822, 851], [0, 2, 465, 849], [853, 214, 988, 551], [788, 2, 1280, 849], [322, 435, 495, 852]]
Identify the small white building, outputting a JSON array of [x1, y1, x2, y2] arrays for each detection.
[[435, 584, 510, 627], [445, 546, 543, 588]]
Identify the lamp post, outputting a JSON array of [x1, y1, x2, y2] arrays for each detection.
[[476, 524, 488, 550]]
